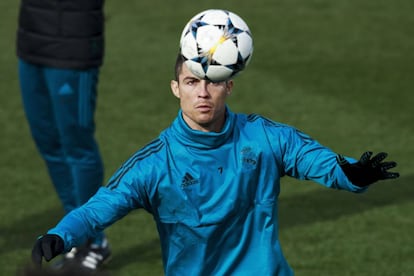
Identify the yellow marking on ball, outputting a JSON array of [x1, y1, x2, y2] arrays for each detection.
[[209, 36, 227, 55]]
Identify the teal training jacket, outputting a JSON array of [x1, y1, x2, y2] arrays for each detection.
[[49, 107, 365, 275]]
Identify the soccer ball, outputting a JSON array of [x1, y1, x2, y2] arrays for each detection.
[[180, 9, 253, 82]]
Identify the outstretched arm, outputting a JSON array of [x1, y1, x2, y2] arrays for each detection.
[[31, 185, 140, 266]]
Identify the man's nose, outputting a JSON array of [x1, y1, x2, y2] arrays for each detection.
[[197, 80, 210, 97]]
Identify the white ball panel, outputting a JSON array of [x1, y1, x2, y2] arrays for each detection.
[[213, 40, 238, 65], [181, 33, 199, 59], [228, 12, 250, 31], [236, 32, 253, 58], [206, 66, 233, 82], [185, 60, 206, 79], [180, 23, 191, 43], [200, 9, 229, 25], [196, 25, 224, 53]]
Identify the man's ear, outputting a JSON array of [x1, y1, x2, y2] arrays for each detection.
[[170, 80, 180, 98], [226, 80, 234, 96]]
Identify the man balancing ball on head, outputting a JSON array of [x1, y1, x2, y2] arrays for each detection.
[[31, 9, 399, 275]]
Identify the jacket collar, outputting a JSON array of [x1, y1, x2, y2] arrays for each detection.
[[171, 107, 235, 149]]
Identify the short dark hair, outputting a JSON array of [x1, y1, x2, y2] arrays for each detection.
[[174, 53, 186, 81]]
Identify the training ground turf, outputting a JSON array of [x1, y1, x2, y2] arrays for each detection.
[[1, 0, 413, 275]]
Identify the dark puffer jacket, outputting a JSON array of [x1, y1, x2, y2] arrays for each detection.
[[17, 0, 105, 69]]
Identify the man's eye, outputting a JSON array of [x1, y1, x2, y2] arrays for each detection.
[[186, 79, 198, 85]]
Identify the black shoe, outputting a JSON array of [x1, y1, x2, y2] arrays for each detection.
[[78, 240, 112, 271]]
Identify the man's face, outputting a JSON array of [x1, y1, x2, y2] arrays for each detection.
[[170, 63, 233, 132]]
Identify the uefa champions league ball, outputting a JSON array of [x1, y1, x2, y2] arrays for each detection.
[[180, 9, 253, 82]]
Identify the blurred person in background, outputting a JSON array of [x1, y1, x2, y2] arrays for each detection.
[[17, 0, 111, 271]]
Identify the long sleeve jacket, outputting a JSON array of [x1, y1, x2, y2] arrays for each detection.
[[49, 108, 364, 275]]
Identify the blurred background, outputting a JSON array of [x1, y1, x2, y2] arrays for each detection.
[[1, 0, 413, 275]]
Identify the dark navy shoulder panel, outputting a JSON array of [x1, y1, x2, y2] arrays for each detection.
[[106, 139, 165, 190], [247, 113, 283, 127]]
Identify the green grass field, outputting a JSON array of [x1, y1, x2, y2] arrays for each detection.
[[1, 0, 413, 275]]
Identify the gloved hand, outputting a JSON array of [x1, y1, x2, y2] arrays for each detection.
[[336, 151, 399, 187], [32, 234, 64, 266]]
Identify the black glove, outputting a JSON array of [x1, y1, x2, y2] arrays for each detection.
[[336, 151, 399, 187], [32, 234, 64, 266]]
